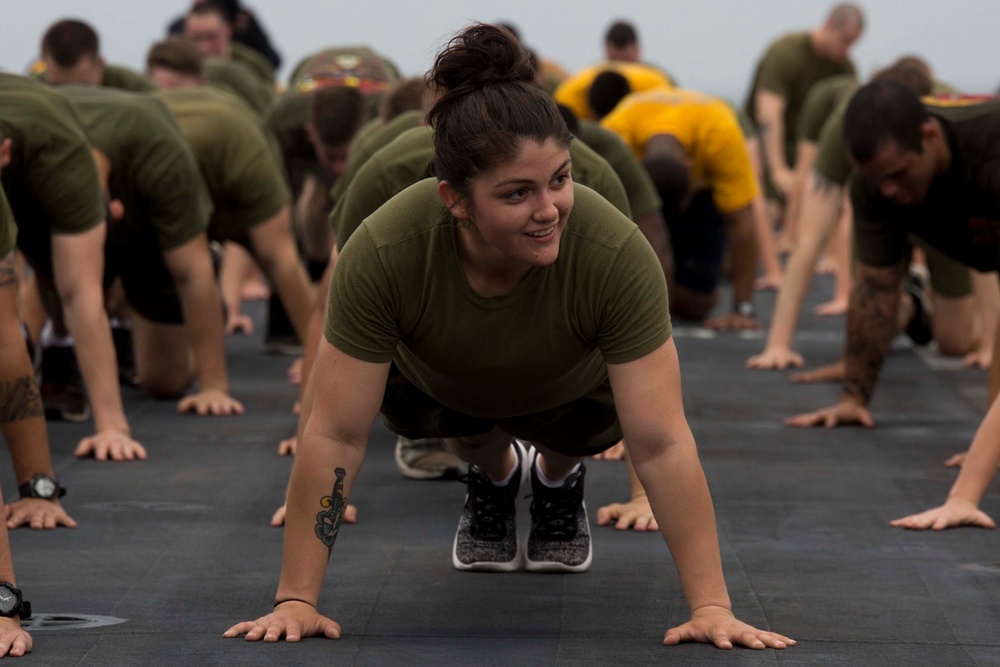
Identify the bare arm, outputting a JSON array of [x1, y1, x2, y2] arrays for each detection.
[[226, 340, 389, 641], [250, 207, 314, 344], [52, 226, 145, 460], [748, 171, 843, 369], [891, 385, 1000, 530], [0, 253, 75, 530], [755, 91, 793, 196], [608, 339, 792, 648], [704, 205, 759, 331], [163, 233, 243, 414], [784, 262, 902, 428]]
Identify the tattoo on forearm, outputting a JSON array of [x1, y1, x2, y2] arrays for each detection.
[[810, 169, 838, 196], [757, 122, 770, 137], [0, 253, 16, 288], [843, 279, 898, 403], [0, 376, 44, 423], [314, 468, 348, 551]]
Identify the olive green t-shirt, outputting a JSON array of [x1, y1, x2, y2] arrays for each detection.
[[797, 74, 858, 143], [0, 73, 104, 275], [231, 41, 276, 87], [851, 99, 1000, 273], [577, 120, 662, 220], [102, 64, 157, 92], [59, 86, 212, 252], [327, 178, 671, 419], [0, 189, 15, 258], [744, 32, 856, 164], [206, 58, 274, 116], [330, 126, 630, 248], [155, 87, 289, 248]]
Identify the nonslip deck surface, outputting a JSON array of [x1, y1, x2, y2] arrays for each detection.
[[3, 276, 998, 667]]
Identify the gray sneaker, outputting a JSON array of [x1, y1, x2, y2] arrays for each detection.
[[452, 441, 528, 572], [524, 451, 592, 573], [395, 436, 466, 480]]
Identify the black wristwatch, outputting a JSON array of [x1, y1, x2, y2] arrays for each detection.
[[733, 301, 756, 319], [0, 583, 30, 619], [18, 474, 66, 501]]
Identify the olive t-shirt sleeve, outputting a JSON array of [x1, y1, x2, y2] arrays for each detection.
[[219, 119, 290, 230], [331, 152, 395, 248], [325, 225, 400, 362], [850, 177, 910, 268], [754, 40, 798, 100], [598, 228, 672, 364], [29, 124, 105, 236], [813, 111, 853, 186]]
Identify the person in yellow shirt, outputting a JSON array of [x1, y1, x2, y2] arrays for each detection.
[[554, 61, 673, 122], [600, 81, 760, 328]]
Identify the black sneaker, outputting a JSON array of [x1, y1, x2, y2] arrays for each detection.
[[263, 293, 303, 356], [112, 326, 138, 387], [904, 265, 933, 346], [40, 346, 90, 423], [524, 451, 592, 573], [452, 441, 528, 572]]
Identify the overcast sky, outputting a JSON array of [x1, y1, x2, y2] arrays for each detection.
[[3, 1, 998, 101]]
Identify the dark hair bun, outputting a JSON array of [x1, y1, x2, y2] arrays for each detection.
[[428, 23, 534, 96]]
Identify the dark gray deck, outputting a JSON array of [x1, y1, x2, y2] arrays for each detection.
[[3, 275, 998, 666]]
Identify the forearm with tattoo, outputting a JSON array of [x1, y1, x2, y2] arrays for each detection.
[[314, 468, 348, 552], [843, 277, 900, 403], [0, 376, 44, 423]]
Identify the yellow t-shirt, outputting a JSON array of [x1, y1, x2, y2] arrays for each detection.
[[554, 62, 673, 121], [601, 88, 757, 213]]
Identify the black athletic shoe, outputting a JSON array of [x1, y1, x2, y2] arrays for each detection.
[[112, 326, 138, 387], [452, 441, 527, 572], [904, 266, 933, 347], [40, 346, 90, 423], [263, 293, 302, 356], [524, 451, 592, 573]]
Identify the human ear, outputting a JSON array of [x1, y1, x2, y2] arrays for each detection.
[[438, 180, 470, 221]]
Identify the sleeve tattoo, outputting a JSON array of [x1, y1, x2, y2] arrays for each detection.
[[314, 467, 349, 551], [0, 376, 44, 423], [843, 279, 897, 403], [810, 169, 838, 196]]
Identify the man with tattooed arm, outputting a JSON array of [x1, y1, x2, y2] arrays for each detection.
[[786, 81, 1000, 429]]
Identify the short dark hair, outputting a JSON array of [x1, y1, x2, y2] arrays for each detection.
[[872, 56, 933, 97], [588, 70, 631, 120], [312, 86, 367, 146], [605, 21, 638, 48], [379, 76, 427, 123], [643, 152, 690, 218], [147, 37, 205, 77], [555, 103, 580, 136], [844, 80, 929, 165], [40, 19, 100, 67], [189, 0, 234, 24], [426, 23, 571, 198]]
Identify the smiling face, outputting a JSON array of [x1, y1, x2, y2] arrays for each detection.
[[442, 137, 573, 279]]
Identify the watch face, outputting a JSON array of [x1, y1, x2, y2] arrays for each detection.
[[33, 477, 57, 499], [0, 586, 17, 614]]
